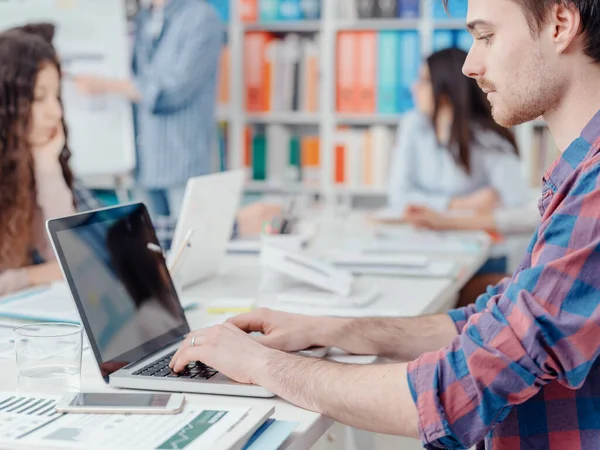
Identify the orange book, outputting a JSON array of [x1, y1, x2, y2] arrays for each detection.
[[217, 46, 230, 106], [264, 38, 276, 112], [240, 0, 258, 22], [336, 32, 358, 113], [301, 136, 321, 185], [243, 126, 252, 168], [334, 143, 346, 184], [357, 31, 377, 114], [244, 32, 273, 112]]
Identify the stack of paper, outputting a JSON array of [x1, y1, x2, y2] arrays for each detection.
[[0, 282, 78, 324], [0, 281, 199, 324], [0, 391, 278, 450], [325, 250, 460, 278]]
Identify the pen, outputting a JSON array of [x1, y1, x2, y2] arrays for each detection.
[[168, 228, 195, 275]]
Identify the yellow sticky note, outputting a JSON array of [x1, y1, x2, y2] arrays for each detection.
[[205, 298, 254, 315]]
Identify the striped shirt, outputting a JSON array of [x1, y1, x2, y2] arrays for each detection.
[[132, 0, 223, 188], [408, 109, 600, 449]]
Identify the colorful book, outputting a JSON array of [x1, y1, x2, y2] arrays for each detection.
[[240, 0, 258, 22], [278, 0, 302, 20], [259, 0, 279, 21], [356, 0, 376, 18], [377, 30, 399, 113], [375, 0, 397, 17], [357, 31, 377, 114], [397, 30, 420, 113], [397, 0, 419, 18], [300, 0, 321, 19], [252, 134, 267, 181], [433, 30, 455, 51], [336, 32, 359, 113]]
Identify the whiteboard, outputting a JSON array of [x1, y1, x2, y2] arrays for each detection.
[[0, 0, 135, 177]]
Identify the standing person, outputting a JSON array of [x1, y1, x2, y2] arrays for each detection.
[[75, 0, 224, 218], [169, 1, 600, 449]]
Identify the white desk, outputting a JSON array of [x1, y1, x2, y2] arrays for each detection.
[[0, 210, 489, 450]]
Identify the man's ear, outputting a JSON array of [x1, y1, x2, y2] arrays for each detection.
[[547, 3, 582, 56]]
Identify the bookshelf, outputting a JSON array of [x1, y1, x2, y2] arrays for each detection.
[[219, 0, 545, 202]]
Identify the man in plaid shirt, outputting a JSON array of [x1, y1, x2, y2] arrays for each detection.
[[165, 0, 600, 448]]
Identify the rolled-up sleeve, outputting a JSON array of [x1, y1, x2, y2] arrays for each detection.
[[407, 166, 600, 448], [134, 9, 223, 114]]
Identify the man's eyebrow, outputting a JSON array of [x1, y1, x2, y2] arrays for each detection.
[[466, 19, 494, 32]]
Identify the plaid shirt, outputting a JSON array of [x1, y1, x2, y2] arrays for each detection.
[[72, 180, 176, 250], [408, 109, 600, 450]]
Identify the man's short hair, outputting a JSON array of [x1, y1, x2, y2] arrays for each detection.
[[443, 0, 600, 63]]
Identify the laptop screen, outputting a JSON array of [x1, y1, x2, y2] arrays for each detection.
[[48, 203, 189, 378]]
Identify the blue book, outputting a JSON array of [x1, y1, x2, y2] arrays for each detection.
[[278, 0, 302, 20], [433, 0, 448, 19], [377, 31, 400, 113], [243, 420, 298, 450], [397, 30, 420, 113], [259, 0, 279, 21], [397, 0, 419, 18], [207, 0, 230, 22], [433, 30, 455, 52], [456, 30, 473, 52], [300, 0, 321, 19], [448, 0, 468, 18]]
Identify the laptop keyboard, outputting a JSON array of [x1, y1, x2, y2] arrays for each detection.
[[132, 351, 218, 380]]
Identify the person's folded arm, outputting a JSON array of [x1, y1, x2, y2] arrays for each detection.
[[0, 269, 30, 296], [408, 170, 600, 448], [134, 10, 223, 115]]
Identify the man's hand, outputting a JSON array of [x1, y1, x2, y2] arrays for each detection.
[[403, 205, 452, 230], [169, 323, 274, 385], [72, 75, 111, 96], [73, 76, 141, 101], [227, 308, 337, 352]]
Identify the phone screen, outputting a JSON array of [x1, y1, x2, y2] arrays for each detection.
[[69, 393, 172, 408]]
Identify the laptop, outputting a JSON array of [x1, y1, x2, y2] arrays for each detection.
[[168, 170, 245, 288], [46, 203, 274, 398]]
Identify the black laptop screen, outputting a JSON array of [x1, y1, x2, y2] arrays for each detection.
[[48, 204, 189, 378]]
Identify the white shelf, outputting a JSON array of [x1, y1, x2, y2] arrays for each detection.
[[336, 114, 402, 126], [244, 181, 322, 194], [433, 19, 468, 30], [245, 113, 321, 125], [336, 19, 420, 31], [333, 186, 387, 196], [243, 21, 321, 32]]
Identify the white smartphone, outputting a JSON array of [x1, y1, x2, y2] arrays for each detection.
[[55, 392, 185, 415]]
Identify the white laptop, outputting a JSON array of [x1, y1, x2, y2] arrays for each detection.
[[169, 170, 245, 288], [46, 203, 274, 398]]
